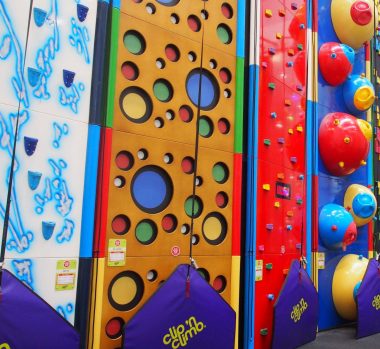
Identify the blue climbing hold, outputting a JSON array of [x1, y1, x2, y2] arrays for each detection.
[[353, 280, 362, 299], [77, 4, 89, 22], [63, 70, 75, 88], [33, 8, 47, 27], [24, 137, 38, 156], [42, 221, 55, 240], [27, 67, 41, 87], [28, 171, 42, 190], [352, 192, 376, 219]]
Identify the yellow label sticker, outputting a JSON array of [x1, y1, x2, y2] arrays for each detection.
[[256, 260, 263, 281], [55, 260, 77, 291], [108, 239, 127, 267], [317, 252, 325, 270]]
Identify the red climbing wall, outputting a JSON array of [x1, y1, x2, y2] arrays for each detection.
[[253, 1, 308, 347]]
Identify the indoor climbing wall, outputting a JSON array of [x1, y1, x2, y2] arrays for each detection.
[[0, 0, 102, 342], [373, 6, 380, 257], [244, 0, 309, 348], [315, 0, 376, 330], [91, 1, 246, 348]]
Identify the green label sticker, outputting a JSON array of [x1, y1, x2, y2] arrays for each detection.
[[108, 239, 127, 267], [55, 260, 77, 291]]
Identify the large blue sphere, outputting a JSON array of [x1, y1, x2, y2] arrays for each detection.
[[319, 203, 357, 250]]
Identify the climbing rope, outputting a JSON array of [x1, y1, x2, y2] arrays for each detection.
[[187, 0, 208, 275]]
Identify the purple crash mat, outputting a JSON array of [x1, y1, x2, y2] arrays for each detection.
[[357, 258, 380, 338], [0, 269, 79, 349], [123, 264, 235, 349], [272, 260, 318, 349]]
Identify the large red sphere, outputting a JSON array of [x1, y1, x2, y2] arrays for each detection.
[[319, 113, 371, 176], [319, 42, 355, 86]]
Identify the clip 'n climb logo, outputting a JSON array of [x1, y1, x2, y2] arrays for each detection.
[[372, 294, 380, 310], [162, 316, 206, 348], [272, 262, 318, 348], [291, 298, 308, 323], [0, 344, 10, 349], [123, 265, 235, 349]]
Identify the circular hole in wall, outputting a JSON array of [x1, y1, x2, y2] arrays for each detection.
[[108, 271, 144, 311], [131, 165, 173, 213]]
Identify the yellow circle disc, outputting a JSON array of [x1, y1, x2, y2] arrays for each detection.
[[111, 276, 137, 305], [203, 216, 223, 241], [332, 254, 368, 320], [122, 92, 147, 120]]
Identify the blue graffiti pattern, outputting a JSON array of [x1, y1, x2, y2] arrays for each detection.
[[0, 33, 11, 60], [0, 110, 34, 253], [35, 159, 73, 212], [53, 122, 69, 148], [56, 219, 75, 243], [58, 81, 84, 113], [11, 259, 33, 289], [56, 302, 74, 320], [32, 0, 59, 100], [69, 14, 90, 64], [33, 157, 75, 243], [0, 1, 29, 108]]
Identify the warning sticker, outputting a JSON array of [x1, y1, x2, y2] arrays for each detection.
[[55, 260, 77, 291], [108, 239, 126, 267], [317, 252, 325, 270], [256, 260, 263, 281]]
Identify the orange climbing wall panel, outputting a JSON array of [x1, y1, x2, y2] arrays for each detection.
[[92, 1, 243, 348], [112, 14, 237, 152], [106, 131, 234, 257], [119, 0, 237, 55]]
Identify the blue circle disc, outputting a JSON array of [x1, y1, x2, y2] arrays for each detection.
[[156, 0, 180, 6], [131, 166, 173, 213], [186, 69, 220, 110]]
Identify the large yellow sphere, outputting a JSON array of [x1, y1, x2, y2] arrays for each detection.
[[332, 254, 368, 320], [331, 0, 376, 49]]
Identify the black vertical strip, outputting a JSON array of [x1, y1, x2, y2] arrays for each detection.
[[0, 0, 34, 288], [89, 1, 111, 126], [75, 257, 94, 349]]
